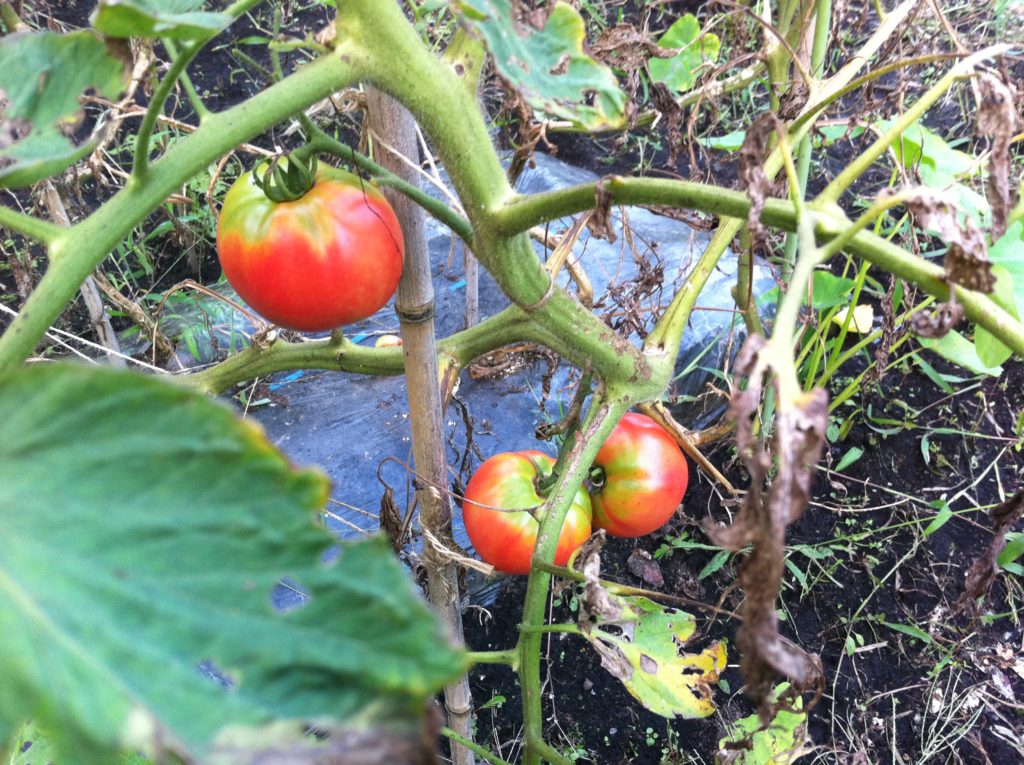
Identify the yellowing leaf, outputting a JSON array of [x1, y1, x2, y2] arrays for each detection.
[[584, 596, 727, 718], [832, 304, 874, 334]]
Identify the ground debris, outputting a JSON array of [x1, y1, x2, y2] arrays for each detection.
[[955, 490, 1024, 614]]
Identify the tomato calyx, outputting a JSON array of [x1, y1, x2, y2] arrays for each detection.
[[523, 453, 554, 511], [254, 153, 318, 203], [588, 465, 606, 490]]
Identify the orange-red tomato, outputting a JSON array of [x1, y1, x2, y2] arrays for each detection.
[[217, 165, 404, 331], [462, 450, 592, 575], [590, 413, 688, 537]]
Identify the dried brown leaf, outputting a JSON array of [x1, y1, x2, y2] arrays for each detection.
[[378, 481, 404, 555], [588, 177, 618, 243], [910, 299, 964, 338], [976, 74, 1018, 238], [650, 81, 685, 165], [576, 531, 627, 625], [706, 335, 826, 712], [955, 490, 1024, 614], [903, 188, 994, 293], [739, 113, 780, 244], [591, 23, 676, 123]]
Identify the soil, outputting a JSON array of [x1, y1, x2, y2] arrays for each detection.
[[12, 3, 1024, 765]]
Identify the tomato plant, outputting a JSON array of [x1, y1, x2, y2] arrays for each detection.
[[462, 450, 592, 575], [590, 413, 689, 538], [216, 163, 404, 332]]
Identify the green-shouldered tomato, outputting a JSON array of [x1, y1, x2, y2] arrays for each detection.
[[217, 164, 404, 332], [590, 413, 688, 537], [462, 450, 592, 575]]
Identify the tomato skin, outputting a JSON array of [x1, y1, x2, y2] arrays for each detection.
[[462, 450, 593, 575], [591, 413, 689, 538], [216, 165, 404, 332]]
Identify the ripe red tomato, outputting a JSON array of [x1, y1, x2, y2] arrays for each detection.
[[590, 413, 688, 538], [216, 165, 404, 332], [462, 450, 592, 575]]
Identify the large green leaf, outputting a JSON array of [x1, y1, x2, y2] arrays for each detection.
[[989, 221, 1024, 312], [91, 0, 231, 41], [758, 271, 855, 310], [918, 329, 1003, 377], [975, 264, 1020, 367], [0, 31, 127, 187], [453, 0, 627, 130], [0, 364, 464, 763], [647, 14, 720, 94]]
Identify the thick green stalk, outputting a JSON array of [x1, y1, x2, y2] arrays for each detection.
[[333, 0, 658, 392], [497, 179, 1024, 358], [0, 53, 359, 378], [517, 394, 630, 765], [180, 336, 403, 394], [465, 650, 518, 667], [180, 304, 578, 395], [0, 207, 62, 245]]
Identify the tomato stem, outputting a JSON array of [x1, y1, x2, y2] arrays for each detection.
[[524, 453, 557, 500], [257, 153, 319, 203]]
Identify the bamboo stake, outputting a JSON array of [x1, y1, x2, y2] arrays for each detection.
[[41, 184, 125, 368], [365, 88, 476, 765]]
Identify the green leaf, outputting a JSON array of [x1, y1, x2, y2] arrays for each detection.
[[913, 353, 956, 394], [582, 596, 727, 718], [698, 549, 730, 579], [646, 14, 720, 94], [879, 620, 933, 645], [716, 684, 808, 764], [975, 264, 1019, 368], [878, 118, 990, 227], [997, 532, 1024, 569], [7, 721, 59, 765], [881, 119, 976, 181], [0, 364, 464, 763], [759, 271, 855, 310], [453, 0, 627, 130], [918, 330, 1004, 377], [91, 0, 230, 41], [989, 221, 1024, 313], [923, 500, 952, 536], [812, 124, 865, 148], [699, 129, 746, 152], [834, 446, 864, 472], [0, 131, 99, 189], [0, 31, 128, 187]]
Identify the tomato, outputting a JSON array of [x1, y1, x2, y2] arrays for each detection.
[[462, 450, 592, 575], [590, 413, 688, 538], [216, 164, 404, 332]]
